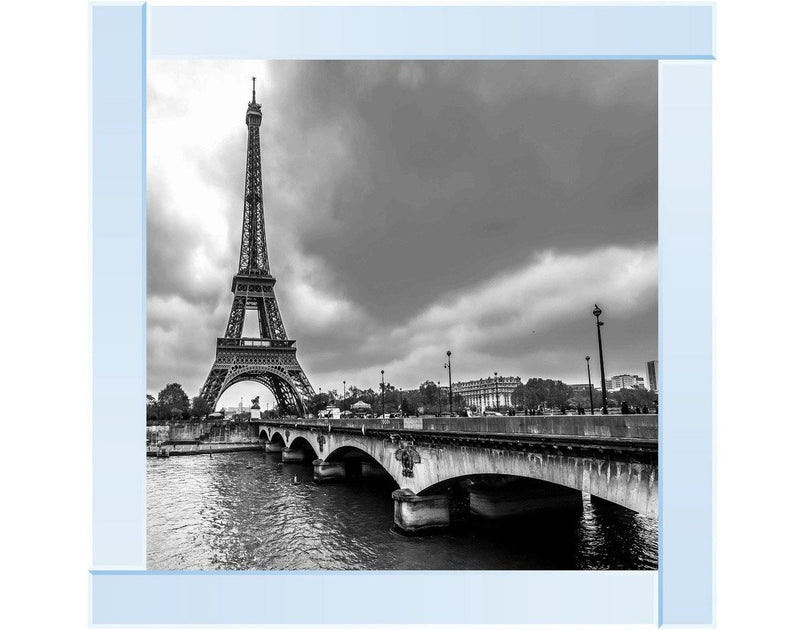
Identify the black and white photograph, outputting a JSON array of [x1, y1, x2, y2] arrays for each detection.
[[13, 1, 804, 628], [146, 60, 659, 571]]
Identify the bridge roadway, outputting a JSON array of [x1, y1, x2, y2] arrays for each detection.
[[258, 414, 658, 533]]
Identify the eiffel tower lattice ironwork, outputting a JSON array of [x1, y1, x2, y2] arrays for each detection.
[[199, 79, 315, 416]]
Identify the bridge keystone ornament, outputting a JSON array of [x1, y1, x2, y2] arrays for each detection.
[[394, 443, 421, 478], [199, 82, 315, 416]]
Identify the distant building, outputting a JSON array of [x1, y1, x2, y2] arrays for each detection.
[[318, 405, 341, 420], [646, 360, 659, 392], [610, 374, 646, 391], [453, 376, 522, 410]]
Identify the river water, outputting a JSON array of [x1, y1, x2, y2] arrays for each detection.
[[147, 451, 657, 570]]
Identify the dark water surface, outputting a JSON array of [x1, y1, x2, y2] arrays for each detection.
[[147, 451, 657, 570]]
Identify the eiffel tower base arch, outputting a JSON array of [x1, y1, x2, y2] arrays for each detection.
[[200, 347, 314, 417]]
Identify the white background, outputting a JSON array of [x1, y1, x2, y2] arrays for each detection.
[[0, 1, 801, 628]]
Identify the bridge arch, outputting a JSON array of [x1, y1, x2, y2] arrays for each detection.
[[326, 445, 381, 463], [325, 445, 398, 484], [288, 435, 317, 457], [412, 452, 656, 517]]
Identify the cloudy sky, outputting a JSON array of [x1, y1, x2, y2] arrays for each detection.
[[147, 61, 657, 406]]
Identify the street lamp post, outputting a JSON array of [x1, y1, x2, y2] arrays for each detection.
[[343, 380, 346, 411], [437, 380, 442, 416], [585, 356, 594, 415], [593, 304, 609, 415], [494, 372, 500, 410], [380, 370, 386, 419], [445, 350, 453, 415]]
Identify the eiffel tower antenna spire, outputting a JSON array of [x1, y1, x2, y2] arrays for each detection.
[[199, 82, 315, 416]]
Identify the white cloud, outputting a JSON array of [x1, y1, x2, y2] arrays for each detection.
[[311, 244, 658, 390]]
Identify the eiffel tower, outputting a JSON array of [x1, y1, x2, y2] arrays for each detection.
[[199, 79, 315, 416]]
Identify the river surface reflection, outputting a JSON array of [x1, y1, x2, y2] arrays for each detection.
[[147, 451, 657, 570]]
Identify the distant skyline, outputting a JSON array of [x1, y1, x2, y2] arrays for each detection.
[[147, 61, 657, 406]]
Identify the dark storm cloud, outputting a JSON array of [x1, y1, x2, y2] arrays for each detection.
[[267, 61, 656, 320], [147, 61, 657, 398]]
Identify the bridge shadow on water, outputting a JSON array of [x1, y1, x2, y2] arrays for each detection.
[[147, 451, 657, 571]]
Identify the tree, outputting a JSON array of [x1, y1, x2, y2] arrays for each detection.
[[569, 387, 603, 412], [310, 393, 326, 415], [400, 397, 413, 416], [190, 395, 212, 419], [609, 387, 656, 409], [146, 394, 159, 422], [512, 378, 573, 412], [418, 381, 439, 409], [157, 383, 190, 421], [374, 381, 399, 415]]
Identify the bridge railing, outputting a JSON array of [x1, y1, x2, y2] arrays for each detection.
[[267, 414, 657, 440]]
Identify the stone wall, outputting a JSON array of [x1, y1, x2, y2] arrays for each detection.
[[166, 422, 212, 441], [148, 421, 261, 444], [206, 422, 259, 442], [146, 425, 170, 443]]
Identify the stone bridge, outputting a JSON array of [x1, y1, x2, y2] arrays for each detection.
[[257, 415, 657, 534]]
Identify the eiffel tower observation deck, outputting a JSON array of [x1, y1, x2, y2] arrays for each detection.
[[199, 79, 315, 416]]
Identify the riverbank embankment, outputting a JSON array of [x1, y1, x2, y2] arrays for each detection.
[[147, 421, 262, 457]]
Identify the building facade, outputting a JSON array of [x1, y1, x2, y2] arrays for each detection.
[[453, 376, 522, 411], [610, 374, 646, 390], [646, 360, 659, 392]]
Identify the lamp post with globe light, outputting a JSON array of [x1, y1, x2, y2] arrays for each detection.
[[444, 351, 453, 415], [593, 304, 609, 414], [380, 370, 386, 419]]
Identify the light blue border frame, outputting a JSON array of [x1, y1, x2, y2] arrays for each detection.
[[91, 3, 714, 626], [658, 60, 713, 626]]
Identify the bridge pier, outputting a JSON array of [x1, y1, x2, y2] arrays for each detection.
[[392, 489, 450, 535], [468, 483, 581, 520], [313, 460, 346, 483], [265, 442, 283, 453], [281, 448, 305, 463]]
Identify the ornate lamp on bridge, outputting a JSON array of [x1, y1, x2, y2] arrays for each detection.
[[593, 304, 609, 415], [342, 380, 346, 411], [380, 370, 386, 419], [437, 380, 442, 416], [494, 371, 500, 410], [445, 350, 453, 415], [586, 355, 594, 415]]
